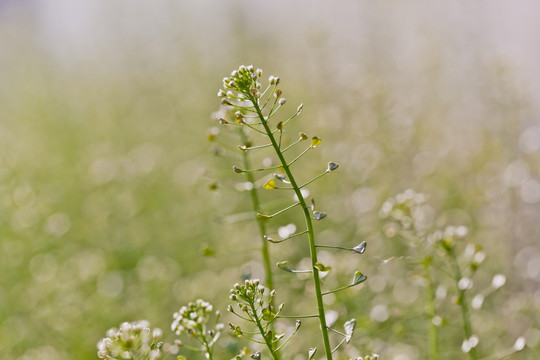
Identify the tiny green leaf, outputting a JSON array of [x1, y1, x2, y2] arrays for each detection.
[[263, 179, 276, 189], [311, 136, 322, 147], [352, 271, 367, 285], [308, 348, 317, 360]]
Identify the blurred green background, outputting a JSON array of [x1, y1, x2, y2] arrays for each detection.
[[1, 1, 539, 359]]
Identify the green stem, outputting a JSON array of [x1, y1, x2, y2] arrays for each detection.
[[277, 314, 318, 319], [239, 129, 275, 304], [264, 202, 300, 218], [449, 251, 478, 360], [251, 96, 333, 360], [322, 283, 356, 295], [422, 258, 439, 360], [315, 244, 355, 252], [249, 300, 280, 360], [299, 170, 329, 188], [202, 337, 213, 360]]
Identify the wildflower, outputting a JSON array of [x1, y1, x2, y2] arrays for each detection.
[[97, 320, 163, 359]]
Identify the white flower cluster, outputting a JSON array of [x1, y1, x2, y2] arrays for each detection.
[[218, 65, 283, 105], [351, 354, 380, 360], [428, 225, 469, 248], [229, 278, 269, 305], [380, 189, 431, 233], [431, 225, 486, 269], [171, 299, 222, 337], [97, 320, 162, 360]]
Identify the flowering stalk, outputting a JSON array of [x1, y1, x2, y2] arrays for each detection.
[[228, 279, 298, 359], [238, 129, 275, 305], [438, 231, 480, 360], [248, 94, 333, 360], [217, 65, 368, 359], [422, 257, 440, 360], [380, 190, 440, 360], [171, 299, 223, 360], [97, 320, 163, 360]]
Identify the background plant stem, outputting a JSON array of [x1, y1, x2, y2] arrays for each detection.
[[422, 258, 440, 360], [251, 97, 333, 360], [239, 129, 275, 304], [449, 251, 478, 360]]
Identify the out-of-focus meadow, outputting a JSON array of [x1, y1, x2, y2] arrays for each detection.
[[1, 1, 540, 359]]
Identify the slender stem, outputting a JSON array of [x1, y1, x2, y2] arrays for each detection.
[[449, 250, 478, 360], [244, 123, 267, 135], [243, 164, 283, 173], [241, 143, 272, 151], [282, 137, 304, 153], [277, 314, 319, 319], [315, 244, 355, 252], [422, 257, 440, 360], [201, 335, 213, 360], [410, 231, 439, 360], [239, 129, 275, 306], [322, 283, 355, 295], [326, 327, 347, 337], [271, 110, 301, 134], [265, 202, 300, 218], [300, 171, 329, 188], [266, 230, 308, 243], [249, 300, 280, 360], [331, 338, 347, 354], [287, 146, 312, 167], [275, 322, 300, 351], [250, 95, 333, 360]]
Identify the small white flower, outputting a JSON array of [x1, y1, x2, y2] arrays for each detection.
[[458, 277, 473, 290], [491, 274, 506, 289]]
